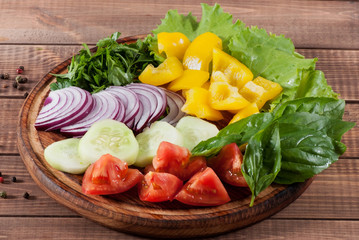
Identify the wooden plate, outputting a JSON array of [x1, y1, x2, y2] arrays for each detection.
[[17, 35, 313, 238]]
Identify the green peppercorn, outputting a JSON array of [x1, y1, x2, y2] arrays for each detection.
[[15, 75, 22, 82], [0, 191, 7, 199], [12, 81, 18, 89], [4, 73, 9, 79]]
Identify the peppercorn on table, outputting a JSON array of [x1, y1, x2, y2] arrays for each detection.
[[1, 0, 359, 239]]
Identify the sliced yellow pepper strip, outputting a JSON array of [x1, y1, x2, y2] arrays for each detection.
[[229, 102, 259, 124], [182, 32, 222, 71], [238, 81, 267, 109], [253, 76, 283, 102], [139, 56, 183, 86], [181, 87, 223, 121], [209, 81, 250, 111], [157, 32, 191, 61], [212, 48, 253, 89], [167, 69, 209, 92]]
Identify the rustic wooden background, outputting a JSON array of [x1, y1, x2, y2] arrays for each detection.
[[0, 0, 358, 239]]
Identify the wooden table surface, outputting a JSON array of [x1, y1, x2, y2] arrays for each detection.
[[0, 0, 358, 239]]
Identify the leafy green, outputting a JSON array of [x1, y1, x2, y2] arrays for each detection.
[[147, 3, 338, 109], [51, 32, 158, 93], [242, 122, 281, 206], [276, 123, 347, 184], [192, 97, 355, 203], [192, 113, 273, 157]]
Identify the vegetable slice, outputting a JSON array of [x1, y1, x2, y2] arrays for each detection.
[[138, 171, 183, 202], [44, 138, 90, 174], [82, 154, 143, 195], [176, 116, 219, 151], [60, 91, 124, 137], [174, 167, 231, 206], [35, 87, 94, 131], [78, 119, 139, 165], [134, 122, 184, 167]]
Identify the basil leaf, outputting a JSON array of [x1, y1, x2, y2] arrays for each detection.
[[278, 112, 355, 141], [191, 113, 274, 157], [242, 122, 281, 207], [275, 123, 347, 184]]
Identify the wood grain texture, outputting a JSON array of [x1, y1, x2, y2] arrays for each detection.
[[15, 36, 315, 238], [0, 217, 358, 240], [0, 0, 358, 49], [0, 0, 358, 238]]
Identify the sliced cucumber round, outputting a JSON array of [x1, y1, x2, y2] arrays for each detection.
[[44, 138, 90, 174], [78, 119, 139, 165], [134, 121, 184, 167], [176, 116, 219, 151]]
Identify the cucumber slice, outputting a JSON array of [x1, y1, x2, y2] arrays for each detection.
[[78, 119, 139, 165], [44, 138, 90, 174], [134, 121, 184, 167], [176, 116, 219, 151]]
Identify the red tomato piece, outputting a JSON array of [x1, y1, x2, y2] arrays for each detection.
[[139, 171, 183, 202], [174, 167, 231, 206], [152, 141, 207, 181], [82, 154, 143, 195], [208, 143, 248, 187]]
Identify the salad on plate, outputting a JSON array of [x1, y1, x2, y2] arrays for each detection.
[[35, 3, 355, 207]]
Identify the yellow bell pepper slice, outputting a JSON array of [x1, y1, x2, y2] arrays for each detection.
[[157, 32, 191, 61], [253, 76, 283, 101], [238, 81, 267, 109], [212, 48, 253, 89], [182, 32, 222, 71], [209, 81, 250, 111], [139, 56, 183, 86], [167, 69, 209, 92], [181, 87, 223, 121], [229, 102, 259, 124], [211, 71, 231, 84]]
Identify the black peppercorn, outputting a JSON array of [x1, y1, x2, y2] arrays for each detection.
[[24, 92, 29, 98], [23, 192, 30, 199], [17, 85, 25, 91], [4, 73, 9, 79], [0, 73, 4, 79], [20, 77, 28, 83], [19, 66, 25, 71], [12, 81, 18, 89], [11, 176, 16, 182], [0, 171, 2, 177], [0, 191, 7, 199]]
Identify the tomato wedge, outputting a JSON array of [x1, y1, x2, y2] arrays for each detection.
[[152, 141, 207, 181], [208, 143, 248, 187], [82, 154, 143, 195], [139, 171, 183, 202], [174, 167, 231, 206]]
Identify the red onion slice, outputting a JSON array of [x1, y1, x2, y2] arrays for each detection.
[[126, 83, 167, 123], [105, 86, 140, 125], [35, 87, 93, 131], [60, 91, 122, 136], [160, 88, 186, 125]]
